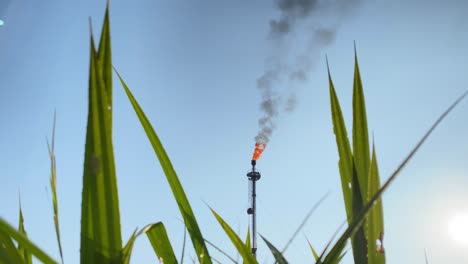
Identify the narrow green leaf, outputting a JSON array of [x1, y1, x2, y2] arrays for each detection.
[[80, 8, 122, 263], [245, 228, 251, 252], [145, 223, 178, 264], [260, 235, 288, 264], [327, 63, 354, 223], [180, 227, 187, 264], [122, 228, 139, 264], [116, 70, 211, 263], [307, 240, 319, 262], [282, 192, 329, 254], [0, 229, 23, 263], [328, 61, 366, 262], [349, 164, 367, 264], [18, 199, 32, 264], [204, 239, 237, 263], [352, 48, 370, 200], [243, 228, 251, 264], [211, 209, 257, 264], [0, 218, 58, 264], [47, 111, 64, 264], [96, 2, 113, 130], [320, 90, 468, 264], [367, 146, 385, 264]]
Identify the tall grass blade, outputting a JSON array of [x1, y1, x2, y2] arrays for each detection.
[[260, 235, 288, 264], [180, 226, 187, 264], [307, 240, 319, 262], [122, 228, 138, 264], [145, 223, 178, 263], [211, 209, 257, 264], [319, 90, 468, 263], [116, 70, 211, 263], [18, 198, 32, 264], [349, 165, 367, 264], [204, 239, 237, 263], [367, 145, 385, 264], [328, 60, 367, 262], [281, 192, 329, 253], [242, 228, 251, 264], [47, 111, 64, 264], [80, 7, 122, 262], [327, 62, 354, 223], [352, 48, 370, 198], [0, 218, 58, 263]]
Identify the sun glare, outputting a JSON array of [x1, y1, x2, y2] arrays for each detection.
[[448, 212, 468, 246]]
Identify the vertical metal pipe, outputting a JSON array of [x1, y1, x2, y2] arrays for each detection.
[[247, 161, 260, 258], [252, 178, 257, 257]]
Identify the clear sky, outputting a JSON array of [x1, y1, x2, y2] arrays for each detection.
[[1, 0, 468, 263]]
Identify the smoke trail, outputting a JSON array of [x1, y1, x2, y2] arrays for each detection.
[[254, 0, 362, 144]]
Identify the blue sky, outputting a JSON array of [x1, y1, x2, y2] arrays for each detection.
[[1, 0, 468, 263]]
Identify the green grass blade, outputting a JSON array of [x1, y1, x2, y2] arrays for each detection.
[[80, 8, 122, 263], [0, 218, 58, 264], [260, 235, 288, 264], [122, 228, 138, 264], [0, 229, 24, 263], [47, 111, 64, 264], [349, 165, 367, 264], [180, 226, 187, 264], [320, 90, 468, 263], [328, 61, 367, 262], [204, 239, 238, 263], [282, 192, 329, 254], [97, 2, 113, 130], [145, 223, 178, 264], [242, 228, 251, 264], [245, 227, 251, 252], [327, 62, 354, 223], [18, 199, 33, 264], [367, 145, 385, 264], [307, 240, 319, 262], [211, 209, 257, 264], [352, 48, 370, 199], [116, 70, 211, 263]]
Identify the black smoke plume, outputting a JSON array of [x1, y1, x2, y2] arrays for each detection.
[[255, 0, 362, 144]]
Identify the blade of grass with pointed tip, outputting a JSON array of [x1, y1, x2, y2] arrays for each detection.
[[116, 70, 211, 263], [80, 8, 122, 262], [352, 50, 370, 200], [242, 228, 251, 264], [245, 228, 251, 252], [18, 200, 32, 264], [307, 240, 319, 262], [328, 62, 367, 262], [180, 226, 187, 264], [319, 90, 468, 264], [211, 209, 257, 264], [367, 146, 385, 264], [0, 218, 58, 263], [327, 64, 354, 223], [260, 235, 288, 264], [145, 223, 178, 264], [47, 111, 64, 264], [122, 228, 139, 264]]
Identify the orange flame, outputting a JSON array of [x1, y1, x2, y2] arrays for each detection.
[[252, 143, 266, 161]]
